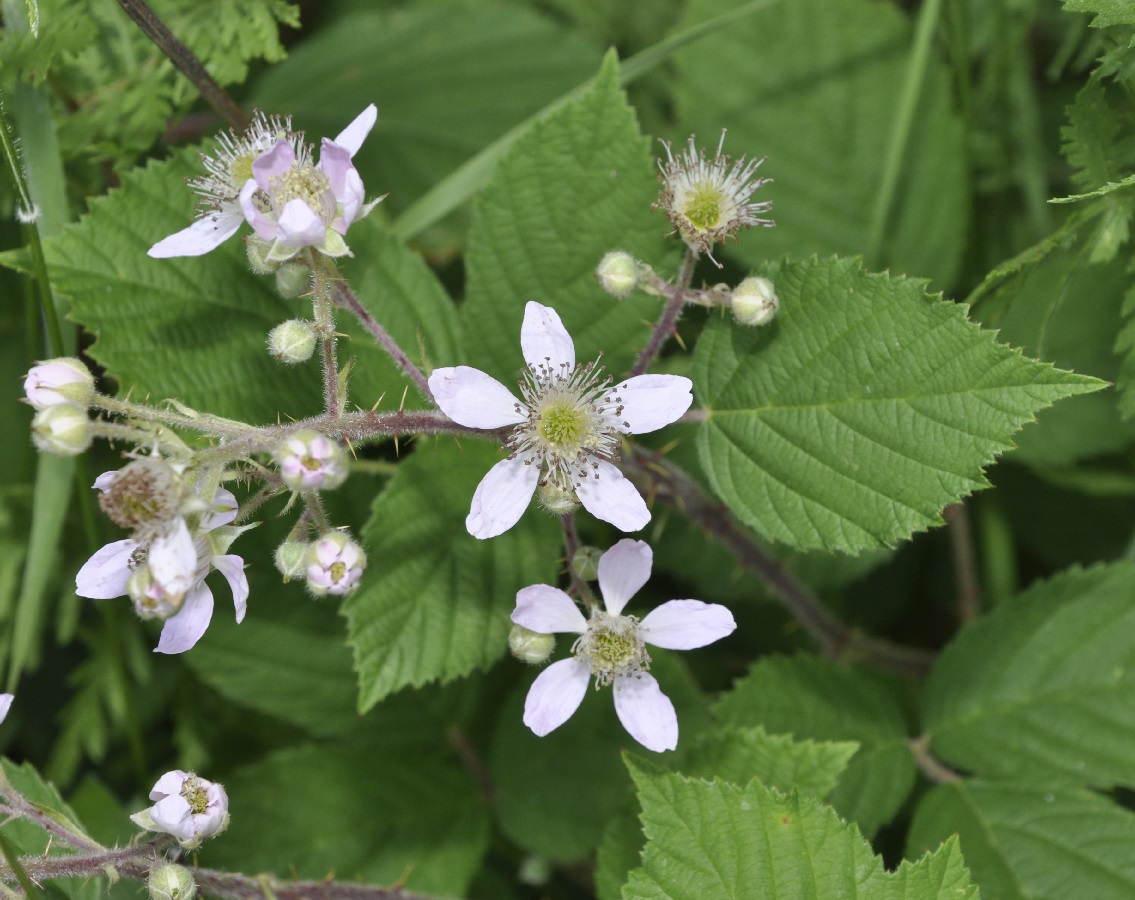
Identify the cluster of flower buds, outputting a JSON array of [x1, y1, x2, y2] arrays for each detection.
[[275, 531, 366, 597], [24, 357, 95, 456]]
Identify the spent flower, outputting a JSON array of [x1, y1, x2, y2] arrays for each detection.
[[512, 539, 735, 751], [429, 302, 692, 538], [131, 771, 229, 850]]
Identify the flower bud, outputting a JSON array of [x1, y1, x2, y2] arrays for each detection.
[[595, 250, 639, 299], [274, 540, 309, 582], [24, 357, 95, 409], [127, 566, 182, 620], [131, 771, 229, 850], [730, 276, 779, 326], [31, 404, 91, 456], [147, 865, 197, 900], [245, 236, 280, 275], [509, 624, 555, 665], [570, 545, 602, 582], [536, 482, 580, 516], [275, 262, 310, 299], [274, 430, 348, 491], [305, 531, 366, 597], [268, 319, 317, 364]]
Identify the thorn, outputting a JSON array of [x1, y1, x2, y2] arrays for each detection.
[[393, 434, 400, 456], [345, 437, 357, 460], [398, 385, 409, 413], [370, 390, 387, 412]]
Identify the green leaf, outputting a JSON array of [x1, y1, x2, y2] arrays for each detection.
[[342, 441, 559, 710], [714, 654, 915, 837], [461, 51, 675, 385], [623, 758, 977, 899], [693, 256, 1102, 552], [674, 0, 967, 288], [923, 562, 1135, 788], [908, 780, 1135, 900], [1061, 0, 1135, 27], [203, 743, 489, 898]]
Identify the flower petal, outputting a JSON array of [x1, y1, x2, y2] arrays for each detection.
[[597, 539, 652, 615], [150, 770, 188, 801], [333, 104, 377, 157], [641, 600, 737, 649], [200, 489, 239, 531], [613, 673, 678, 752], [92, 471, 118, 492], [520, 301, 575, 371], [75, 539, 138, 599], [149, 519, 198, 599], [212, 554, 248, 623], [275, 199, 326, 250], [466, 454, 540, 539], [609, 375, 693, 434], [512, 584, 587, 635], [251, 139, 295, 189], [574, 460, 649, 533], [155, 583, 214, 654], [150, 795, 195, 840], [429, 366, 526, 428], [239, 180, 276, 241], [0, 694, 15, 724], [148, 211, 243, 258], [523, 657, 591, 736]]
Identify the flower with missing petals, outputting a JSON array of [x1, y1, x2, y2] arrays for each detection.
[[428, 302, 692, 539], [131, 771, 229, 849], [511, 539, 735, 751], [655, 131, 773, 263]]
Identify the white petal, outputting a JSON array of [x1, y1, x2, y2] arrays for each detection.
[[641, 600, 737, 649], [512, 584, 587, 634], [147, 212, 243, 258], [333, 104, 378, 157], [155, 583, 213, 654], [466, 454, 539, 539], [150, 770, 187, 800], [75, 539, 138, 599], [520, 301, 575, 371], [0, 694, 14, 724], [149, 519, 198, 598], [200, 489, 238, 531], [212, 554, 248, 623], [239, 179, 276, 241], [429, 366, 526, 429], [92, 471, 118, 492], [610, 375, 693, 434], [275, 199, 326, 250], [613, 673, 678, 752], [523, 657, 591, 736], [575, 460, 650, 533], [149, 795, 195, 839], [597, 539, 652, 615]]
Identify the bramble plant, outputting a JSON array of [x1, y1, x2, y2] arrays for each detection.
[[3, 0, 1135, 898]]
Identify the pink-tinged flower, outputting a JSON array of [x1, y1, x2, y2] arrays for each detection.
[[305, 532, 366, 597], [23, 358, 94, 410], [274, 429, 348, 491], [428, 302, 693, 539], [511, 539, 735, 752], [131, 771, 229, 849], [75, 482, 250, 654]]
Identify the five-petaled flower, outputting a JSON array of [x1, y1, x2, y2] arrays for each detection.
[[429, 302, 693, 539], [131, 770, 229, 849], [511, 539, 735, 751]]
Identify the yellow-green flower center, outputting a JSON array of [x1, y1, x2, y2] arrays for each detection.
[[539, 402, 587, 450], [683, 183, 724, 231], [181, 778, 209, 815], [330, 561, 347, 583], [229, 153, 257, 187], [271, 166, 331, 211], [573, 612, 650, 687]]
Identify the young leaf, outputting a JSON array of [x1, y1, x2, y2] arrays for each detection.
[[1060, 0, 1135, 27], [714, 654, 916, 837], [623, 757, 978, 899], [342, 441, 559, 710], [923, 562, 1135, 788], [693, 256, 1103, 552]]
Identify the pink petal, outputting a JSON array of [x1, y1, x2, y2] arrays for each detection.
[[640, 600, 736, 649], [212, 554, 248, 623], [523, 657, 591, 736], [613, 673, 677, 752], [574, 460, 649, 533], [92, 471, 118, 492], [150, 795, 195, 839], [240, 180, 276, 241], [512, 584, 587, 634], [200, 489, 238, 531], [429, 366, 526, 429], [520, 302, 574, 371], [251, 140, 295, 189], [609, 375, 693, 434], [275, 199, 326, 250], [149, 519, 197, 598], [75, 539, 138, 599], [334, 166, 366, 229], [597, 539, 652, 615], [333, 104, 377, 157], [155, 583, 214, 654], [148, 212, 244, 258], [466, 455, 540, 539]]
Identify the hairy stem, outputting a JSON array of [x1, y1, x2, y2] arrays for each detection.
[[944, 502, 981, 623], [312, 254, 341, 416], [630, 247, 699, 377]]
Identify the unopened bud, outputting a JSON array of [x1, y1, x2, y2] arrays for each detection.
[[305, 531, 366, 597], [730, 276, 779, 326], [127, 566, 180, 620], [147, 865, 197, 900], [274, 540, 309, 582], [245, 236, 279, 275], [31, 404, 90, 456], [268, 319, 317, 364], [570, 546, 602, 582], [275, 430, 348, 491], [596, 251, 639, 299], [275, 263, 310, 299], [509, 624, 555, 665], [24, 357, 95, 409], [536, 482, 580, 516]]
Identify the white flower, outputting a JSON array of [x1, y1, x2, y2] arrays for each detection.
[[23, 358, 94, 409], [305, 532, 366, 597], [131, 771, 229, 849], [656, 131, 773, 263], [428, 302, 693, 539], [0, 694, 14, 724], [511, 539, 735, 752], [274, 429, 348, 491], [75, 483, 249, 654]]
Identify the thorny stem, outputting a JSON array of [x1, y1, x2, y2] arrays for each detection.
[[909, 734, 962, 784], [630, 247, 699, 377], [944, 502, 981, 623], [312, 254, 341, 416], [621, 445, 937, 677], [115, 0, 248, 132]]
